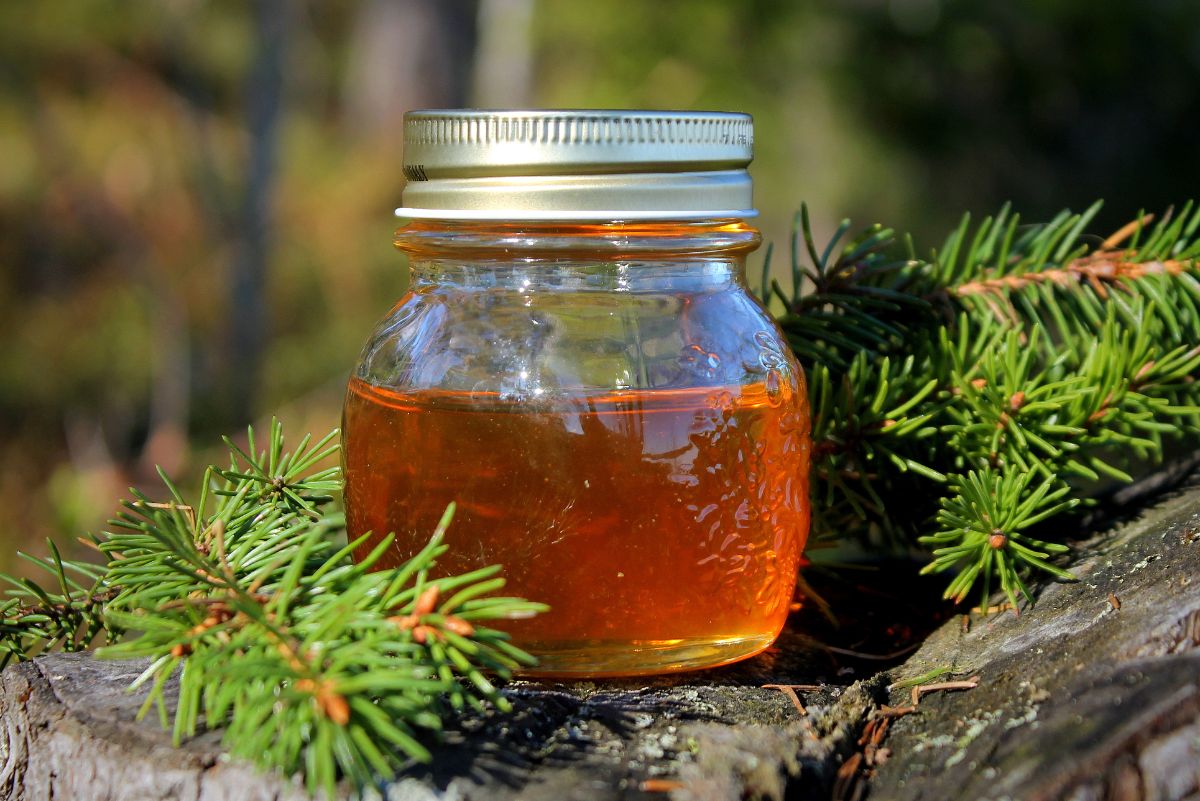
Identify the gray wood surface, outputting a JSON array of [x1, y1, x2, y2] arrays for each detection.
[[2, 480, 1199, 801]]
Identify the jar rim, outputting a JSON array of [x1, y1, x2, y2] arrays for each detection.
[[392, 217, 762, 259], [394, 207, 759, 221]]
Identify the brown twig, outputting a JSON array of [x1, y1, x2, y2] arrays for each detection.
[[879, 704, 918, 718], [835, 698, 924, 801], [953, 249, 1189, 300], [832, 751, 864, 801], [762, 684, 820, 715], [911, 676, 980, 706]]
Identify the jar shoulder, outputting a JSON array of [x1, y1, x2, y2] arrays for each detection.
[[354, 285, 800, 397]]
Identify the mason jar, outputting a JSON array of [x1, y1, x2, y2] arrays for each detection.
[[342, 109, 811, 676]]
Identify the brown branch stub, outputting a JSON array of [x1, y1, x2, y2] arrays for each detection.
[[295, 678, 350, 726], [414, 585, 440, 615], [388, 584, 475, 642]]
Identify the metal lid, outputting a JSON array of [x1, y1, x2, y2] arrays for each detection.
[[396, 109, 756, 220]]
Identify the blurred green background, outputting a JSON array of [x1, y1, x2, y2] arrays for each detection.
[[2, 0, 1198, 570]]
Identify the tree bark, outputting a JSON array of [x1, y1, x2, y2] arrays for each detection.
[[343, 0, 479, 140], [3, 480, 1199, 800], [226, 0, 289, 427]]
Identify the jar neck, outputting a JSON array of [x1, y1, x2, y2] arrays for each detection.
[[417, 260, 759, 293], [395, 219, 761, 293]]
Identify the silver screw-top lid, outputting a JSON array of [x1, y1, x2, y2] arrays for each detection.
[[396, 109, 756, 220]]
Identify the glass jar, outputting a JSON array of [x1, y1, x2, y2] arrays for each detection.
[[343, 110, 811, 677]]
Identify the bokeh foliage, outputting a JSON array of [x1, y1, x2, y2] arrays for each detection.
[[2, 0, 1199, 564]]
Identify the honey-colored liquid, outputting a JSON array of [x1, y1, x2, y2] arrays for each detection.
[[342, 376, 811, 676]]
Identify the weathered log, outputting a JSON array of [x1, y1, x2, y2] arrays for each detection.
[[2, 481, 1198, 801], [868, 482, 1200, 801]]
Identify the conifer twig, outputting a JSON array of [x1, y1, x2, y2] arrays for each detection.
[[1, 420, 548, 797], [768, 200, 1200, 607]]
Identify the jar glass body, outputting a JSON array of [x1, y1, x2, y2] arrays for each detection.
[[342, 219, 811, 676]]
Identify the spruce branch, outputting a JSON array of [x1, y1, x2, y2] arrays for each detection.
[[1, 420, 547, 797], [772, 200, 1200, 606]]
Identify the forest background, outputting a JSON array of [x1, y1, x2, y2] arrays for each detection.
[[1, 0, 1198, 573]]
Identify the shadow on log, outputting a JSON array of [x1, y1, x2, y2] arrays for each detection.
[[2, 480, 1199, 800]]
